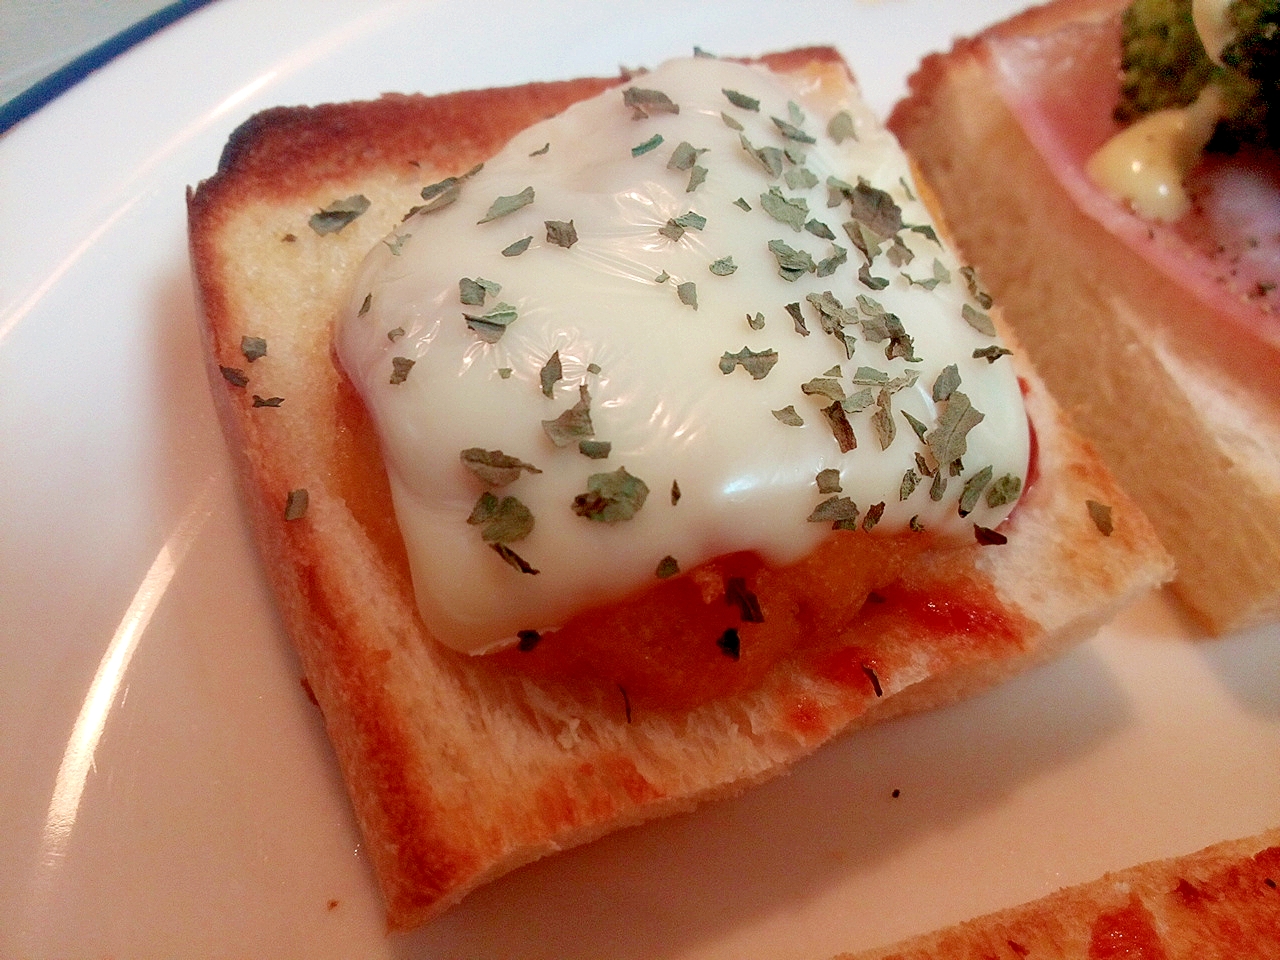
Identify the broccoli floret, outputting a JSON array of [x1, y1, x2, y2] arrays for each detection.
[[1218, 0, 1280, 147], [1117, 0, 1217, 122], [1116, 0, 1280, 149]]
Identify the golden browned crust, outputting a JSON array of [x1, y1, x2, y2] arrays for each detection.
[[888, 0, 1280, 633], [187, 48, 1170, 929], [840, 827, 1280, 959]]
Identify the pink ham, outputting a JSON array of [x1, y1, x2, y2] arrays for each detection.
[[981, 0, 1280, 350]]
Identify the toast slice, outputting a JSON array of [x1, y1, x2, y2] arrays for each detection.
[[888, 0, 1280, 634], [838, 826, 1280, 959], [187, 47, 1170, 929]]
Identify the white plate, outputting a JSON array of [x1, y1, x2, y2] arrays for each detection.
[[2, 1, 1278, 957]]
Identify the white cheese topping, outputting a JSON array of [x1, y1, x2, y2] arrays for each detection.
[[336, 56, 1029, 654]]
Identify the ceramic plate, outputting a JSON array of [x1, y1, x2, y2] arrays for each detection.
[[2, 1, 1278, 956]]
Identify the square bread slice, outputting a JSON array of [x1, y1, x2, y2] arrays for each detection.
[[839, 827, 1280, 959], [187, 47, 1171, 929]]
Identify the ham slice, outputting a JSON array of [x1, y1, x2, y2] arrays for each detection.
[[983, 0, 1280, 351]]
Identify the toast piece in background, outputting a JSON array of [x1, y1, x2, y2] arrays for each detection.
[[839, 827, 1280, 959], [889, 0, 1280, 634], [187, 48, 1170, 929]]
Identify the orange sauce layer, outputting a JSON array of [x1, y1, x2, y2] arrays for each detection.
[[331, 364, 1037, 715]]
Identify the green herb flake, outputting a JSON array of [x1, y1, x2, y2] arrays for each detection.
[[771, 115, 816, 144], [848, 177, 904, 240], [542, 384, 594, 447], [822, 400, 857, 453], [841, 387, 875, 414], [464, 302, 519, 343], [579, 439, 612, 459], [587, 362, 602, 375], [654, 270, 670, 283], [962, 303, 998, 337], [902, 409, 928, 442], [932, 364, 961, 402], [284, 488, 309, 521], [801, 377, 844, 401], [827, 110, 857, 143], [686, 165, 708, 192], [733, 196, 752, 211], [739, 134, 785, 178], [926, 391, 985, 468], [786, 301, 810, 337], [251, 395, 283, 408], [477, 186, 534, 224], [390, 356, 416, 384], [530, 142, 551, 156], [309, 195, 371, 235], [623, 87, 679, 118], [974, 525, 1008, 546], [807, 495, 860, 530], [460, 448, 543, 487], [719, 346, 778, 380], [862, 501, 885, 532], [816, 468, 842, 493], [671, 479, 682, 505], [784, 166, 819, 191], [491, 542, 540, 574], [677, 281, 699, 309], [722, 88, 760, 111], [805, 219, 836, 241], [1087, 500, 1114, 536], [545, 219, 578, 248], [659, 220, 686, 241], [900, 469, 919, 501], [459, 276, 501, 306], [497, 367, 513, 379], [772, 405, 804, 426], [760, 186, 809, 231], [908, 223, 941, 245], [656, 555, 680, 579], [767, 239, 816, 281], [572, 466, 650, 523], [358, 293, 373, 317], [871, 388, 896, 451], [748, 311, 766, 330], [816, 244, 848, 278], [501, 236, 533, 257], [718, 628, 741, 660], [958, 465, 994, 517], [674, 211, 707, 230], [539, 350, 563, 398], [467, 491, 535, 543], [668, 141, 707, 171], [960, 265, 994, 308], [240, 335, 267, 362], [631, 133, 665, 157], [709, 256, 737, 276], [721, 112, 745, 131], [725, 576, 764, 623], [973, 345, 1012, 363], [986, 474, 1022, 508]]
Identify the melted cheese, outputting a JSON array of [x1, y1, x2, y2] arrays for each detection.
[[337, 57, 1029, 654]]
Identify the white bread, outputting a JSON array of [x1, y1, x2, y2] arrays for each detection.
[[186, 47, 1170, 929], [888, 0, 1280, 634], [838, 826, 1280, 959]]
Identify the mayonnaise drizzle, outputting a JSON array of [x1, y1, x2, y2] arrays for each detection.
[[337, 57, 1028, 654]]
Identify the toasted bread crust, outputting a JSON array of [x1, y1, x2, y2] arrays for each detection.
[[888, 0, 1280, 633], [188, 48, 1169, 928], [840, 827, 1280, 959]]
